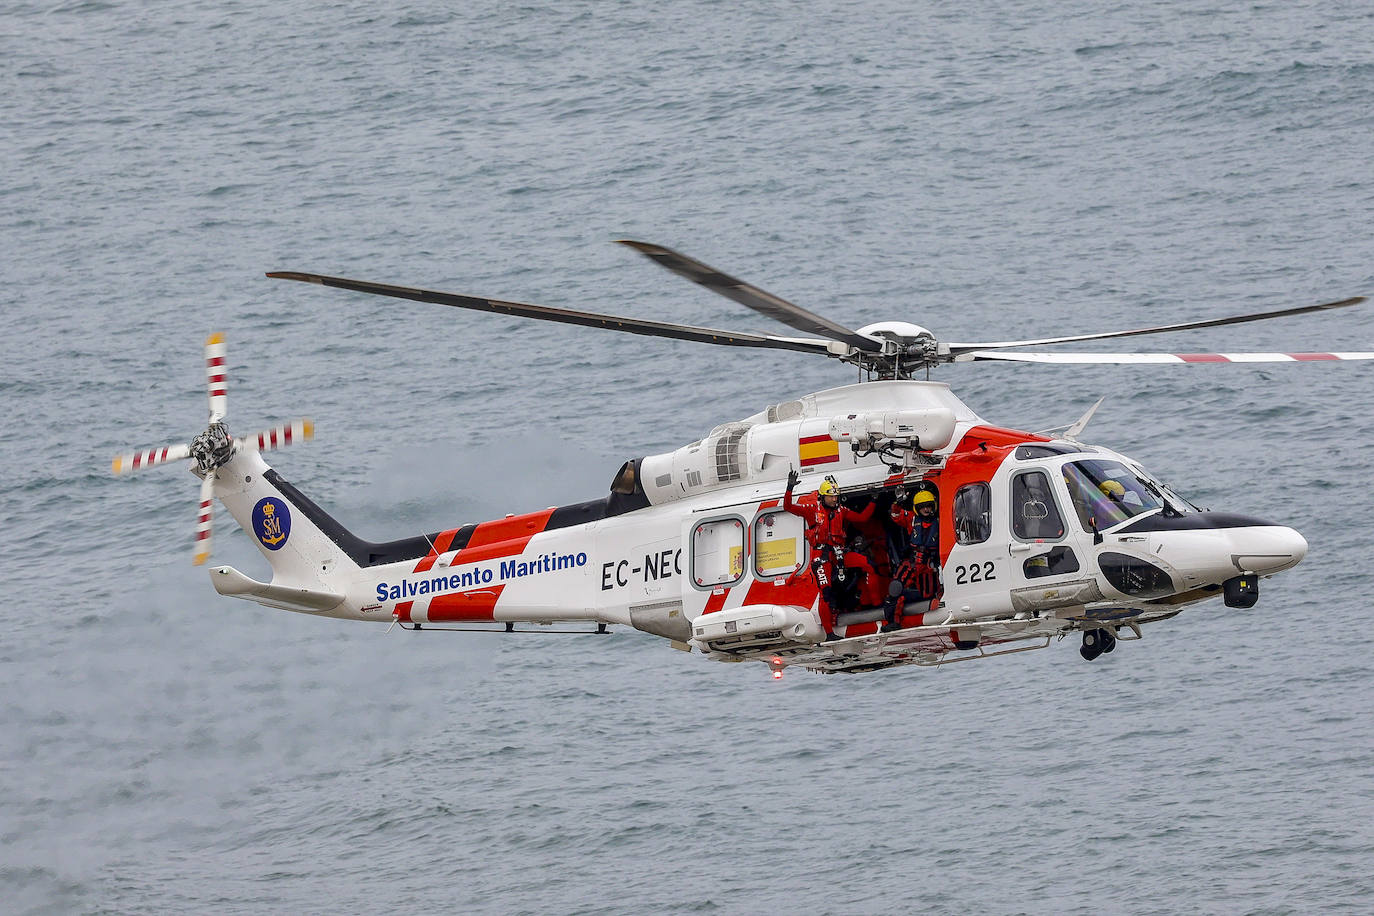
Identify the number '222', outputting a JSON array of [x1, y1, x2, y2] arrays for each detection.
[[954, 562, 996, 585]]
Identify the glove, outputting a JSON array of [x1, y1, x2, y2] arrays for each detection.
[[786, 468, 800, 492]]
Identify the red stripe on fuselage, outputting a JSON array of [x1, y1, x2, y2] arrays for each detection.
[[1291, 353, 1339, 361], [412, 528, 463, 574], [427, 585, 507, 622], [1178, 354, 1230, 363], [465, 509, 557, 549], [396, 511, 558, 623], [395, 528, 466, 622], [443, 508, 557, 567], [701, 589, 731, 615]]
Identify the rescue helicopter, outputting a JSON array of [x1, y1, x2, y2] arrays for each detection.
[[112, 241, 1372, 676]]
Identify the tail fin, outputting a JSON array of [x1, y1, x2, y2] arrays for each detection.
[[208, 449, 357, 614], [210, 448, 448, 617]]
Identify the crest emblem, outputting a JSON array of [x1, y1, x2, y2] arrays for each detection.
[[252, 497, 291, 550]]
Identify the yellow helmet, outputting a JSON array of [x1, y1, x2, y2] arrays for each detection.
[[818, 477, 839, 497], [1099, 480, 1126, 499], [912, 490, 937, 509]]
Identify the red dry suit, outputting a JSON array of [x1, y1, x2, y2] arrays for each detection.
[[782, 489, 875, 547], [782, 490, 875, 633], [842, 550, 889, 609]]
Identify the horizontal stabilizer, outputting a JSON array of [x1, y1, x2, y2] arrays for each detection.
[[209, 565, 344, 614]]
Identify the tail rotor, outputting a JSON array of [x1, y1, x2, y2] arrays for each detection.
[[111, 333, 314, 565]]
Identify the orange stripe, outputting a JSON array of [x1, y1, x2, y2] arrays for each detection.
[[427, 585, 506, 621], [465, 508, 556, 549]]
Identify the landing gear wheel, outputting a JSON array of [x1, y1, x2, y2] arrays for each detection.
[[1080, 628, 1104, 661]]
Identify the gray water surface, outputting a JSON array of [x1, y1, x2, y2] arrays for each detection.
[[3, 2, 1374, 913]]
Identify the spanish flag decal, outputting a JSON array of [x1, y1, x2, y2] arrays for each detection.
[[799, 434, 840, 467]]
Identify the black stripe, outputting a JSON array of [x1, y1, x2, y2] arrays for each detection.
[[1118, 511, 1276, 533], [264, 469, 443, 567], [263, 470, 649, 567], [546, 498, 609, 531], [448, 524, 475, 552]]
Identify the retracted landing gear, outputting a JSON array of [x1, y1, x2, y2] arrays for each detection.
[[1080, 627, 1117, 661]]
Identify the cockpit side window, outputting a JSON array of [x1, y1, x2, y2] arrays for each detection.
[[1061, 459, 1164, 532], [1011, 470, 1065, 540]]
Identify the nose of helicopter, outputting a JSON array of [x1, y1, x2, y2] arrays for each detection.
[[1122, 512, 1309, 586], [1226, 523, 1308, 574]]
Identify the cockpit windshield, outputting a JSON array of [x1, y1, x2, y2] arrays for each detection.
[[1061, 459, 1168, 532], [1131, 464, 1202, 514]]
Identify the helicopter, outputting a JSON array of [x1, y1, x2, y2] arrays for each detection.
[[113, 242, 1371, 676]]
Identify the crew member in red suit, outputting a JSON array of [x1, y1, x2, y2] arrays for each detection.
[[884, 488, 941, 629], [848, 494, 893, 578], [841, 535, 890, 610], [783, 468, 875, 639]]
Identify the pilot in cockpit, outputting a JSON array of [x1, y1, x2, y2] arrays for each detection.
[[1089, 479, 1138, 531]]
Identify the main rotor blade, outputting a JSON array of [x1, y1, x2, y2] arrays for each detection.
[[961, 350, 1374, 364], [949, 296, 1367, 354], [266, 271, 833, 356], [616, 240, 883, 353]]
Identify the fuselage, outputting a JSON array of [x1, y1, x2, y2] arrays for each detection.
[[210, 381, 1307, 662]]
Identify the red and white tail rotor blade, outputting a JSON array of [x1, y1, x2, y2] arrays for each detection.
[[193, 473, 214, 566], [242, 418, 315, 452], [961, 350, 1374, 365], [205, 332, 227, 423], [111, 443, 192, 474]]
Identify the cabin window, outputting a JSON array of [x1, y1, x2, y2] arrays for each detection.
[[753, 509, 806, 579], [1011, 470, 1065, 540], [1023, 546, 1080, 579], [691, 517, 747, 588], [953, 483, 992, 545]]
